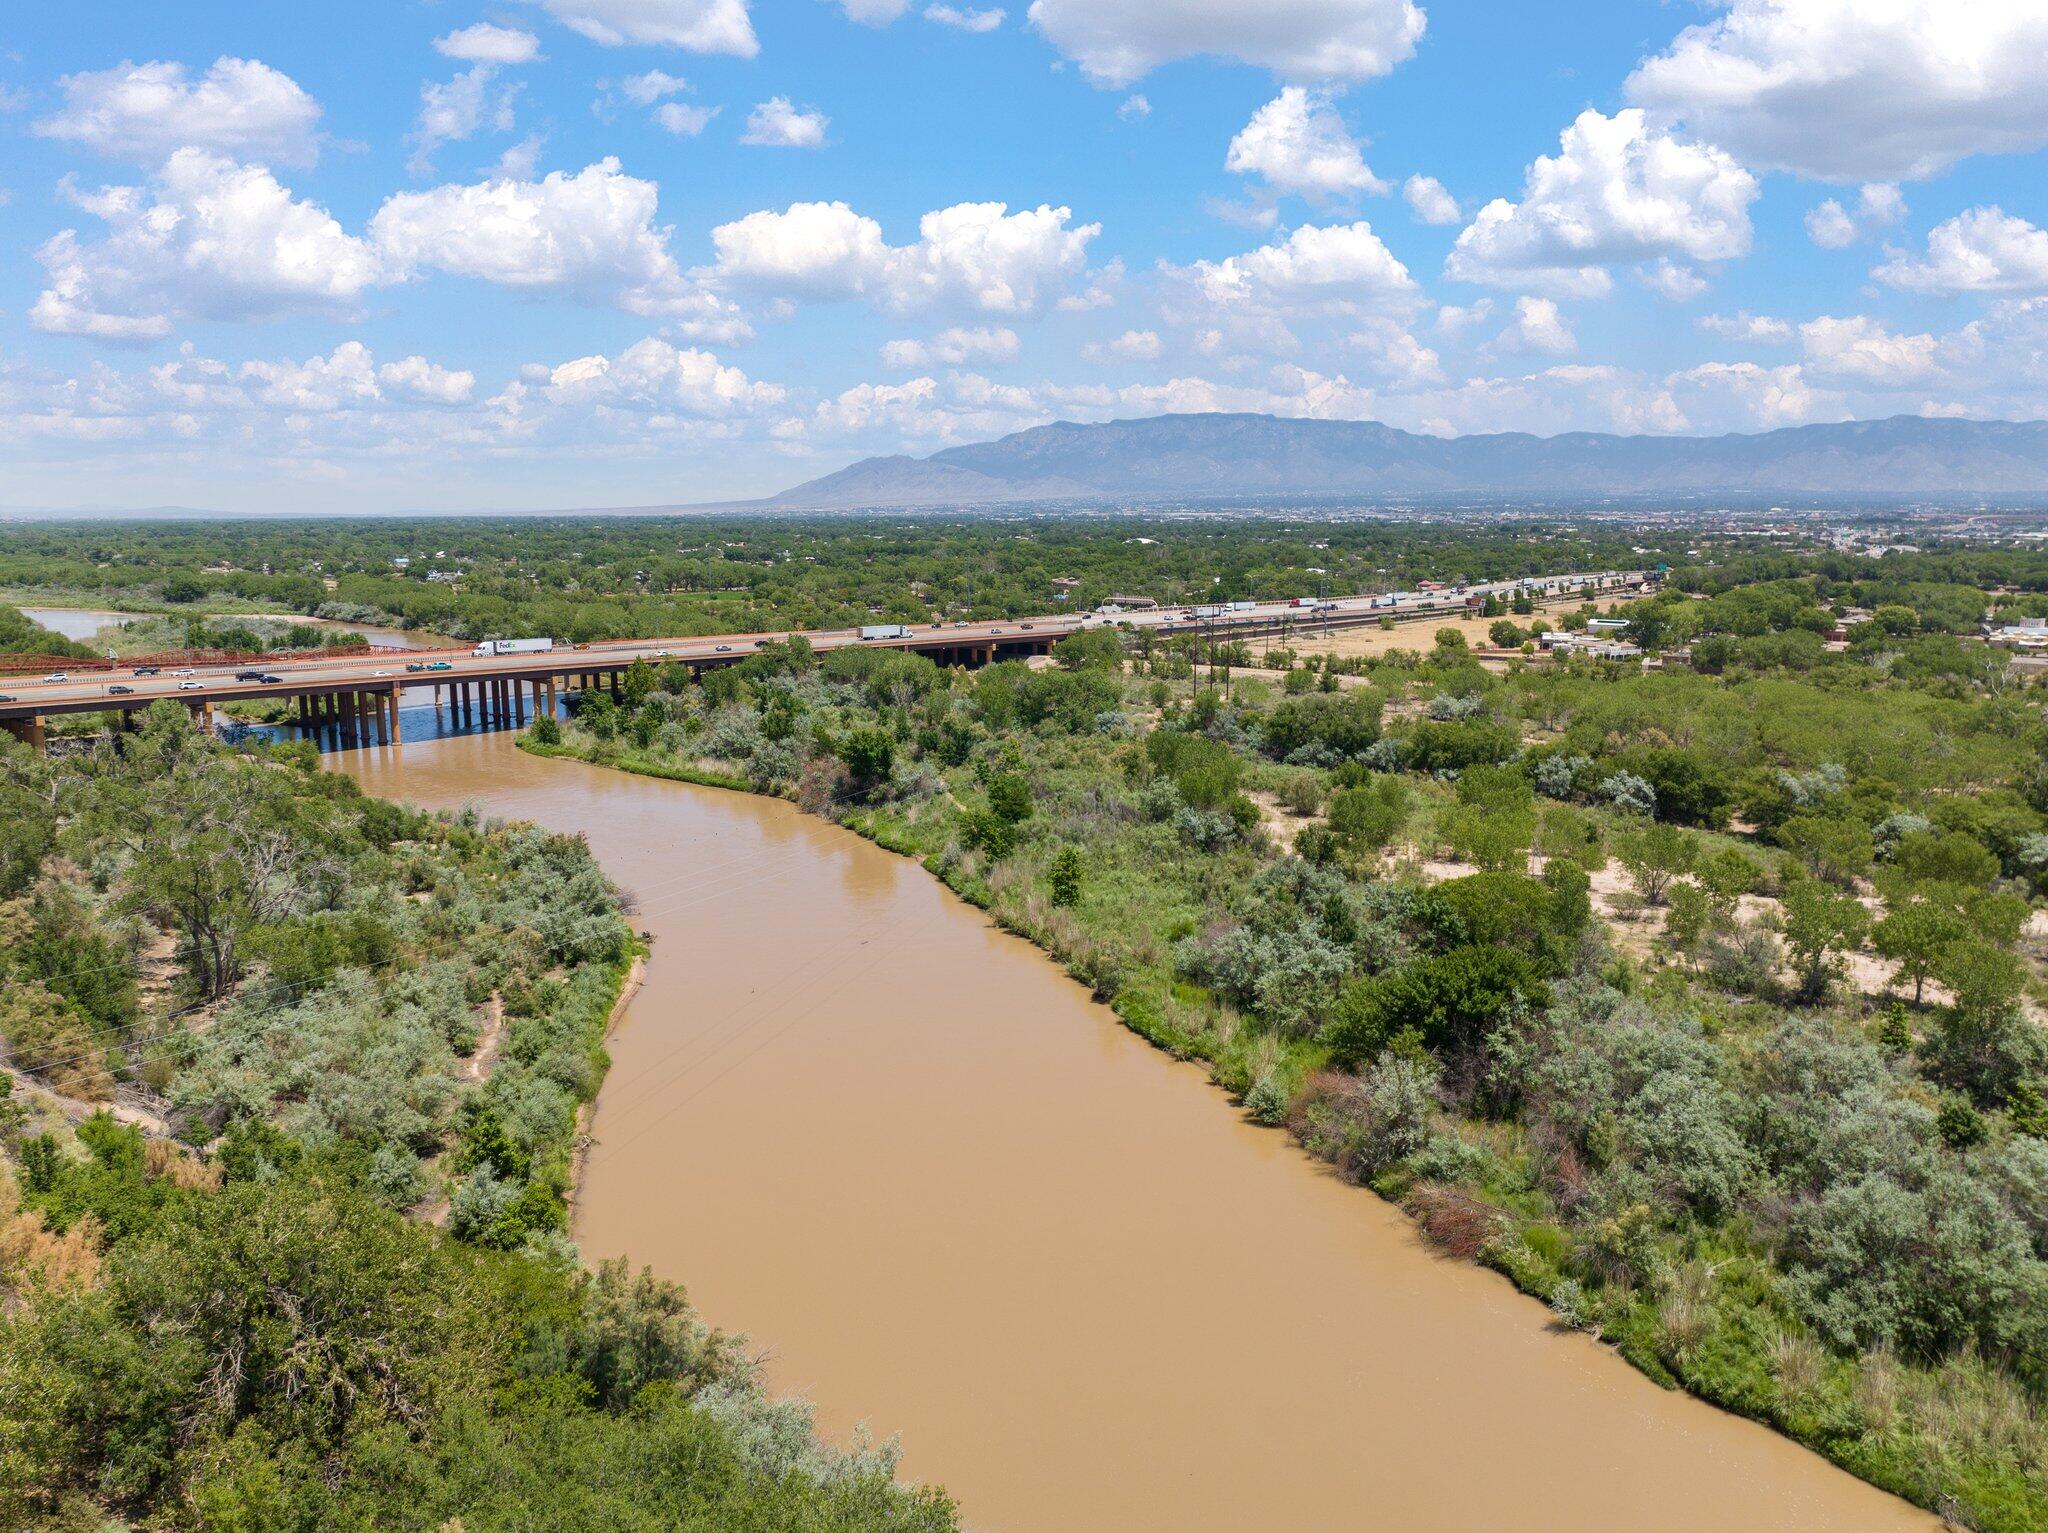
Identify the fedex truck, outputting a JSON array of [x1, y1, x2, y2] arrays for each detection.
[[472, 638, 555, 657]]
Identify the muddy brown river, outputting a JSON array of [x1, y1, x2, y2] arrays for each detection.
[[341, 729, 1933, 1533]]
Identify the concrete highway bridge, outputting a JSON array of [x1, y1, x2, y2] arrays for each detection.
[[0, 569, 1651, 753]]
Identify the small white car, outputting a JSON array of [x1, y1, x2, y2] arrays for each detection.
[[371, 669, 392, 677], [177, 679, 204, 691], [172, 668, 197, 677], [41, 672, 69, 683]]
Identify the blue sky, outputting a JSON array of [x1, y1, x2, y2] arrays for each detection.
[[4, 1, 2048, 512]]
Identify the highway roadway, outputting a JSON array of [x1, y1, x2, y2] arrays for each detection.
[[0, 568, 1647, 733]]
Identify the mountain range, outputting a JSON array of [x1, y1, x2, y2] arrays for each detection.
[[770, 413, 2048, 508]]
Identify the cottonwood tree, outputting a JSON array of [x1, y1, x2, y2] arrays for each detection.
[[1617, 822, 1695, 906], [1782, 879, 1872, 1004], [72, 708, 337, 1002], [1872, 898, 1966, 1006]]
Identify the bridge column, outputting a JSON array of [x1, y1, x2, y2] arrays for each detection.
[[388, 684, 403, 744]]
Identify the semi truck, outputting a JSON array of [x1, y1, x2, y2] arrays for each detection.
[[471, 638, 555, 657], [859, 624, 913, 640]]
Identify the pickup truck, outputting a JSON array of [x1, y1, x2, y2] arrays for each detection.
[[134, 665, 161, 677], [234, 669, 265, 681], [427, 661, 453, 672]]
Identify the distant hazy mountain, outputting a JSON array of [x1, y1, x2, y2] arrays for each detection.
[[771, 413, 2048, 507]]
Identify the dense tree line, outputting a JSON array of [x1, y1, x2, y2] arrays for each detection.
[[0, 514, 1699, 642]]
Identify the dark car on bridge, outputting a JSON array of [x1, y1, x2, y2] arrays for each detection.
[[234, 669, 265, 681], [258, 674, 284, 684], [133, 665, 161, 677], [108, 685, 134, 695]]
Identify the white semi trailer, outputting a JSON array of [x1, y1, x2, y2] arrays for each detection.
[[472, 638, 556, 657]]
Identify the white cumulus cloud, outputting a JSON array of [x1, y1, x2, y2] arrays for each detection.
[[658, 103, 719, 135], [34, 57, 323, 166], [1876, 207, 2048, 295], [1181, 220, 1420, 317], [536, 0, 759, 55], [435, 24, 543, 63], [1805, 199, 1857, 251], [1402, 173, 1458, 225], [1445, 108, 1757, 296], [31, 150, 382, 340], [1435, 299, 1492, 334], [1225, 87, 1385, 201], [925, 4, 1004, 31], [1699, 311, 1792, 344], [1626, 0, 2048, 182], [1806, 183, 1907, 249], [408, 66, 522, 175], [834, 0, 911, 22], [1082, 329, 1162, 363], [708, 199, 1098, 313], [741, 97, 829, 147], [536, 336, 783, 415], [1498, 295, 1574, 355], [1026, 0, 1425, 88], [881, 326, 1020, 367], [371, 158, 688, 312], [621, 69, 691, 104], [378, 354, 478, 403], [1798, 314, 1939, 385]]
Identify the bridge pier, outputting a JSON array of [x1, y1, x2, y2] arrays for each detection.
[[1, 715, 45, 754]]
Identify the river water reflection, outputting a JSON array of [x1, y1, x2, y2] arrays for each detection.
[[338, 730, 1933, 1533]]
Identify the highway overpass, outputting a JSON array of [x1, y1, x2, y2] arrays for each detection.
[[0, 569, 1650, 752]]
